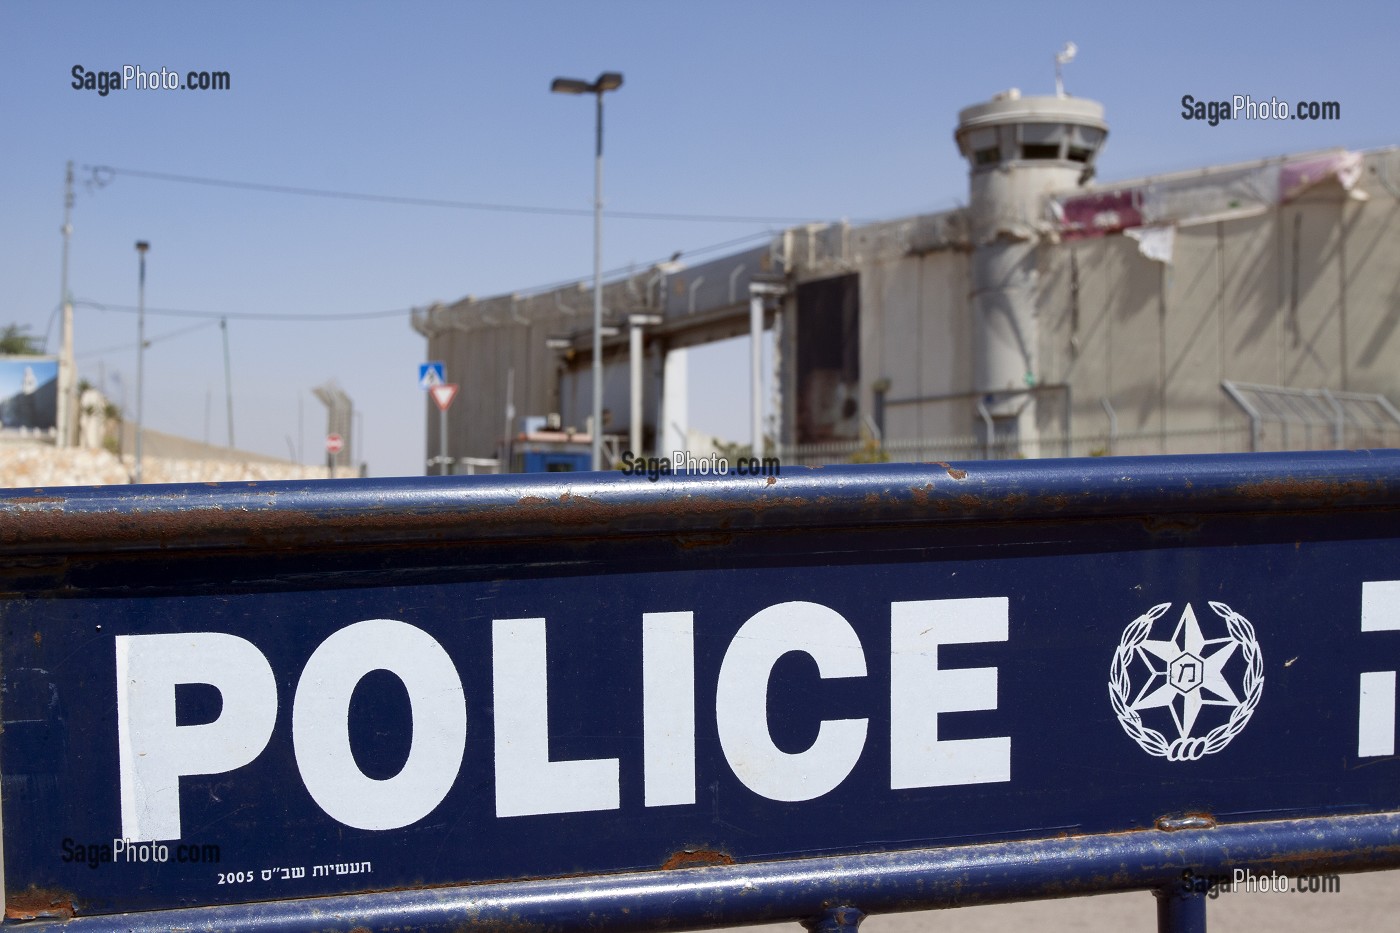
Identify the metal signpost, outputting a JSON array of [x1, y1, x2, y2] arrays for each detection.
[[420, 362, 453, 475], [2, 451, 1400, 932], [430, 382, 458, 475], [325, 432, 344, 476]]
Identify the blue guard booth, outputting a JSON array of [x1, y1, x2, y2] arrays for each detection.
[[511, 428, 594, 473], [1, 451, 1399, 933]]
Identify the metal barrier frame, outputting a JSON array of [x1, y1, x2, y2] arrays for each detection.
[[4, 450, 1400, 933], [7, 811, 1397, 932]]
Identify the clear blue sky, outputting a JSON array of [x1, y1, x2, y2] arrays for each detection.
[[3, 1, 1395, 477]]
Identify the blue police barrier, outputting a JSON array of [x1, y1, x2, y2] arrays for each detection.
[[2, 451, 1399, 931]]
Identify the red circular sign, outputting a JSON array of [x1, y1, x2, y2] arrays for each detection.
[[325, 433, 344, 455]]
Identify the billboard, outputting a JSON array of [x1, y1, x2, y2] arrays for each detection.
[[0, 355, 58, 436]]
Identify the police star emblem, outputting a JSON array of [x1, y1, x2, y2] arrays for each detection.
[[1109, 602, 1264, 760]]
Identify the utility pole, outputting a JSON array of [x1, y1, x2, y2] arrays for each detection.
[[58, 162, 76, 447], [134, 241, 149, 482], [220, 317, 235, 448], [355, 410, 364, 474], [503, 367, 515, 465]]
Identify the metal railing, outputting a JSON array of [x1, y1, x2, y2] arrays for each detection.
[[1223, 381, 1400, 452], [778, 426, 1255, 467]]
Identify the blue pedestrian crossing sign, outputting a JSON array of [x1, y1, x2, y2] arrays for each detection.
[[418, 361, 445, 389]]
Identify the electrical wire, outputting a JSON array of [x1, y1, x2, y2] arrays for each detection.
[[83, 164, 872, 225], [67, 163, 839, 325], [74, 299, 412, 322], [77, 319, 219, 358], [72, 228, 783, 322]]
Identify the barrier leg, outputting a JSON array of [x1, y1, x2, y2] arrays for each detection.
[[1154, 885, 1207, 933], [801, 905, 865, 933]]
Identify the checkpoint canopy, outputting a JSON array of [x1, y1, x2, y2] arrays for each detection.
[[2, 451, 1400, 929]]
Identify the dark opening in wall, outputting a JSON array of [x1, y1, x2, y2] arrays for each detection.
[[796, 273, 861, 444], [974, 147, 1001, 166]]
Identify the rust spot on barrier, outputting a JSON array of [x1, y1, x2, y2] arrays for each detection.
[[9, 495, 65, 505], [1236, 477, 1381, 504], [766, 475, 777, 486], [662, 848, 735, 870], [911, 483, 933, 506], [5, 886, 77, 920], [934, 462, 967, 481], [1156, 813, 1217, 831], [32, 630, 41, 648]]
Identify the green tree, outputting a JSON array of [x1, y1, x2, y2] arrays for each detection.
[[848, 437, 890, 464], [0, 324, 42, 355]]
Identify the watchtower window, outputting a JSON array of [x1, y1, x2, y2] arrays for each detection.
[[974, 147, 1001, 166], [1022, 143, 1061, 160]]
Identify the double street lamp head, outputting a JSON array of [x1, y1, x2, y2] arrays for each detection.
[[550, 72, 623, 95], [135, 240, 149, 254]]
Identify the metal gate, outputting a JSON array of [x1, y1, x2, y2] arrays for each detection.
[[3, 451, 1399, 931]]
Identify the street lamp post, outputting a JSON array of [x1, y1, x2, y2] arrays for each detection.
[[551, 71, 623, 470], [134, 241, 149, 483]]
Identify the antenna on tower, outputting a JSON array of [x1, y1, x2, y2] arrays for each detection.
[[1055, 41, 1077, 98]]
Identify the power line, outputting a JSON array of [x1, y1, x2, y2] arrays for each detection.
[[77, 319, 219, 358], [74, 299, 412, 322], [82, 164, 869, 225], [71, 228, 783, 323]]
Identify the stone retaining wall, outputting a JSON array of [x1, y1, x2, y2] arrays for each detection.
[[0, 446, 334, 489]]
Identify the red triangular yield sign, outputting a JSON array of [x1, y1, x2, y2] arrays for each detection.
[[430, 383, 459, 411]]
